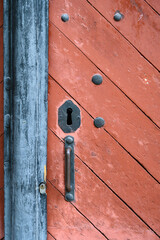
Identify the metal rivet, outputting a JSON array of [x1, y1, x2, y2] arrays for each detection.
[[94, 117, 105, 128], [61, 13, 69, 22], [66, 136, 74, 144], [39, 182, 46, 195], [114, 11, 123, 21], [65, 193, 74, 201], [92, 74, 103, 85]]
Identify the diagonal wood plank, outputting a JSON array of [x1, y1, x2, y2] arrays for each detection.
[[47, 232, 56, 240], [87, 0, 160, 70], [48, 77, 160, 235], [49, 0, 160, 127], [144, 0, 160, 14], [49, 24, 160, 182], [47, 181, 107, 240], [47, 130, 159, 240]]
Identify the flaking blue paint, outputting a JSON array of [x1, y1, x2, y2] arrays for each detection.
[[3, 0, 48, 239]]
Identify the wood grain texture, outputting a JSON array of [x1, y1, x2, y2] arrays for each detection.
[[0, 2, 3, 238], [87, 0, 160, 70], [47, 77, 160, 236], [3, 1, 48, 239], [47, 0, 160, 239], [0, 136, 4, 189], [47, 130, 159, 240], [47, 232, 56, 240], [49, 24, 160, 182], [145, 0, 160, 14], [0, 189, 4, 239], [49, 0, 160, 127], [47, 182, 107, 240]]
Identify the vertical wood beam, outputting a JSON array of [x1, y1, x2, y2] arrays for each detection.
[[3, 0, 48, 239]]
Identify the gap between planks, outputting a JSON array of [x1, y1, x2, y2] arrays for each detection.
[[86, 0, 160, 72], [47, 179, 109, 240], [48, 128, 160, 239], [143, 0, 160, 15], [50, 22, 160, 130], [48, 231, 57, 240], [49, 74, 160, 184]]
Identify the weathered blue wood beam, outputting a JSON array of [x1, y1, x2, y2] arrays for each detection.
[[3, 0, 48, 239]]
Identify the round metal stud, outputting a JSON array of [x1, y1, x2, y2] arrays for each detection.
[[39, 182, 46, 195], [92, 74, 103, 85], [94, 117, 105, 128], [66, 136, 74, 144], [65, 193, 74, 201], [61, 13, 69, 22], [114, 11, 123, 21]]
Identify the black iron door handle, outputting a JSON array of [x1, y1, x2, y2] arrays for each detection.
[[66, 147, 71, 192], [65, 136, 75, 202]]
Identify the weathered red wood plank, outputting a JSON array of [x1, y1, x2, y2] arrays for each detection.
[[49, 0, 160, 127], [48, 77, 160, 235], [0, 136, 3, 189], [0, 82, 3, 137], [0, 1, 3, 27], [47, 232, 56, 240], [145, 0, 160, 14], [47, 182, 106, 240], [0, 189, 4, 239], [87, 0, 160, 70], [49, 24, 160, 182], [47, 130, 159, 240]]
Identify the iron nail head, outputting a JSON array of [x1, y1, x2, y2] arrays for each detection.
[[92, 74, 103, 85], [61, 13, 69, 22], [94, 117, 105, 128], [65, 193, 74, 201], [114, 11, 123, 21]]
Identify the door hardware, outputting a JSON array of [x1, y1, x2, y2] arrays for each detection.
[[58, 100, 81, 133], [65, 136, 75, 202], [94, 117, 105, 128], [92, 74, 103, 85]]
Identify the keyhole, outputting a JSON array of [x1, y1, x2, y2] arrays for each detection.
[[67, 108, 73, 125]]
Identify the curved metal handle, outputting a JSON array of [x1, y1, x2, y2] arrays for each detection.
[[66, 147, 71, 192]]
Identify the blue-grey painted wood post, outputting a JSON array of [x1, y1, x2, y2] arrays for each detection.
[[3, 0, 48, 239]]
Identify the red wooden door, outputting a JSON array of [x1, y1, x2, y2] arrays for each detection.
[[0, 0, 160, 239], [47, 0, 160, 240]]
